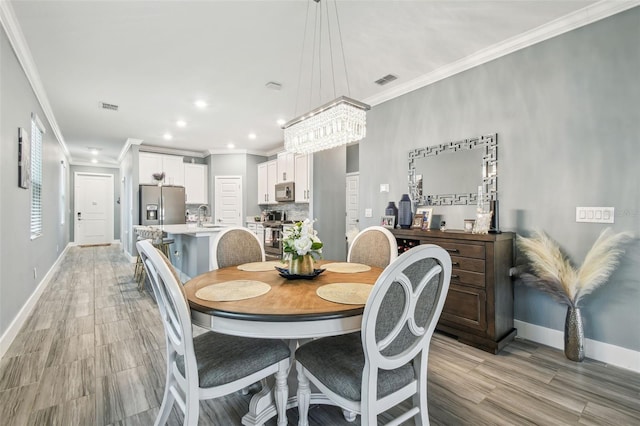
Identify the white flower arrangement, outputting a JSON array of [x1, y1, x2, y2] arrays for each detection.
[[282, 219, 323, 260]]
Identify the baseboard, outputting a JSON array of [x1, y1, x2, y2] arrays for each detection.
[[0, 242, 72, 359], [514, 320, 640, 373]]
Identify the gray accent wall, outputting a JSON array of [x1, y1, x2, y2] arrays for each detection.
[[69, 165, 120, 242], [1, 26, 70, 338], [355, 9, 640, 351], [313, 147, 347, 261]]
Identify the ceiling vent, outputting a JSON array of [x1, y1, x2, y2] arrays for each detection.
[[374, 74, 398, 86], [99, 101, 119, 111], [265, 81, 282, 91]]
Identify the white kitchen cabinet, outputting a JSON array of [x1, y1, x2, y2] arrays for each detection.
[[247, 222, 265, 247], [139, 152, 184, 186], [184, 163, 208, 204], [294, 153, 312, 203], [276, 151, 294, 183], [139, 152, 164, 184], [162, 155, 185, 186], [257, 160, 277, 204]]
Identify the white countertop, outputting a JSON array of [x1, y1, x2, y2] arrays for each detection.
[[152, 223, 228, 236]]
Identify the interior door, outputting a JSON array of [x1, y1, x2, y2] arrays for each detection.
[[74, 173, 114, 245], [214, 176, 242, 226], [346, 173, 359, 240]]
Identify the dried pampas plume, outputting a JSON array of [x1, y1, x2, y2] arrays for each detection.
[[516, 228, 633, 307]]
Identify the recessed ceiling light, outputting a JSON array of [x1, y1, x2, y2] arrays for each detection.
[[277, 119, 286, 126], [227, 143, 235, 149], [176, 120, 186, 127], [194, 100, 207, 109], [90, 149, 99, 155], [163, 133, 173, 140], [91, 158, 98, 164], [248, 133, 256, 140]]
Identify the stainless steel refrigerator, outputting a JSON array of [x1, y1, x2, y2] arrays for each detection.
[[139, 185, 186, 225]]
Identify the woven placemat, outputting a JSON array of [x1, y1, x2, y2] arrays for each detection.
[[322, 262, 371, 273], [237, 261, 284, 272], [316, 283, 373, 305], [195, 280, 271, 302]]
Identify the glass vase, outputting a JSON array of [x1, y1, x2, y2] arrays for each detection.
[[289, 254, 314, 275]]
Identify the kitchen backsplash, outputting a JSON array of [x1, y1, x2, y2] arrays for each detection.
[[262, 203, 310, 222]]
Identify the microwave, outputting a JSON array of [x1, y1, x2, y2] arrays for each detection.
[[275, 182, 295, 202]]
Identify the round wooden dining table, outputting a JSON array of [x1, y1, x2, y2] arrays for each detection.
[[183, 260, 384, 426]]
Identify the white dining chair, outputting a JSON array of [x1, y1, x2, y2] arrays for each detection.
[[211, 226, 265, 269], [136, 240, 290, 426], [347, 225, 398, 269], [295, 244, 452, 426]]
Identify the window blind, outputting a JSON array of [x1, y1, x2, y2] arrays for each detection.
[[30, 117, 44, 239]]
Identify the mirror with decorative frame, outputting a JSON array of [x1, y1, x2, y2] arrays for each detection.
[[408, 133, 497, 206]]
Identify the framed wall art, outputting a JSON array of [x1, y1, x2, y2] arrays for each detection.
[[18, 127, 31, 189]]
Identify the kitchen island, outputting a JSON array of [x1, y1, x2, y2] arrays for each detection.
[[151, 223, 227, 279]]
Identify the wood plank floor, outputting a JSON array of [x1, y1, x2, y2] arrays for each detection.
[[1, 245, 638, 425]]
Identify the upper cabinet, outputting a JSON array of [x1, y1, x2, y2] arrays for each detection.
[[294, 154, 312, 203], [184, 163, 208, 204], [258, 160, 277, 205], [276, 151, 294, 183], [139, 152, 184, 186]]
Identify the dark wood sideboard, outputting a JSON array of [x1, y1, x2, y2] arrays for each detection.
[[391, 229, 516, 353]]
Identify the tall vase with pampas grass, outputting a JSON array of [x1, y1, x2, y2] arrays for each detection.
[[516, 228, 633, 362]]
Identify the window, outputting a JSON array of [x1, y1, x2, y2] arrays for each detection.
[[30, 114, 44, 239]]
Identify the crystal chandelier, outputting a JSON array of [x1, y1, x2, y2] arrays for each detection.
[[283, 0, 370, 154]]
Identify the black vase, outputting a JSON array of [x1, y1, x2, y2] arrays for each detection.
[[385, 202, 398, 228], [398, 194, 412, 229]]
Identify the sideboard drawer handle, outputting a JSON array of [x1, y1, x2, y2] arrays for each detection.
[[451, 274, 459, 279], [446, 248, 459, 253], [452, 262, 459, 266]]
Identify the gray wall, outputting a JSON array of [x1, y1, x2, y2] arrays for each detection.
[[207, 153, 267, 222], [355, 9, 640, 351], [346, 143, 359, 174], [1, 26, 70, 337], [313, 147, 347, 261], [246, 154, 267, 216], [69, 165, 120, 241]]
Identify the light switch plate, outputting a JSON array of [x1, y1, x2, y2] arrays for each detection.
[[365, 208, 372, 218], [576, 207, 614, 223]]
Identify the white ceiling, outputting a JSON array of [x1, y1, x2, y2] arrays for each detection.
[[7, 0, 609, 165]]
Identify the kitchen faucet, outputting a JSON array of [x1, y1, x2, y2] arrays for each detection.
[[197, 205, 208, 227]]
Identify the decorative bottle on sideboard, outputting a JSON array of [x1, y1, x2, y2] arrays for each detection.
[[398, 194, 412, 229], [385, 202, 399, 228]]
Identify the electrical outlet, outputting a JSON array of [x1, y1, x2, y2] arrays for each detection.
[[364, 208, 372, 218], [379, 184, 389, 193], [576, 207, 614, 223]]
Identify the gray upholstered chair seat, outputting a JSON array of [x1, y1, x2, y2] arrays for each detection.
[[295, 332, 415, 401], [177, 332, 290, 387]]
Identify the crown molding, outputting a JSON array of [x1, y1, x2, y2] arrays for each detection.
[[69, 160, 120, 169], [207, 148, 276, 157], [0, 0, 70, 160], [364, 0, 640, 107], [139, 144, 208, 158], [117, 138, 143, 163]]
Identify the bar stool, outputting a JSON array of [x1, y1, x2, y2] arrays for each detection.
[[133, 226, 150, 283], [135, 226, 176, 290]]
